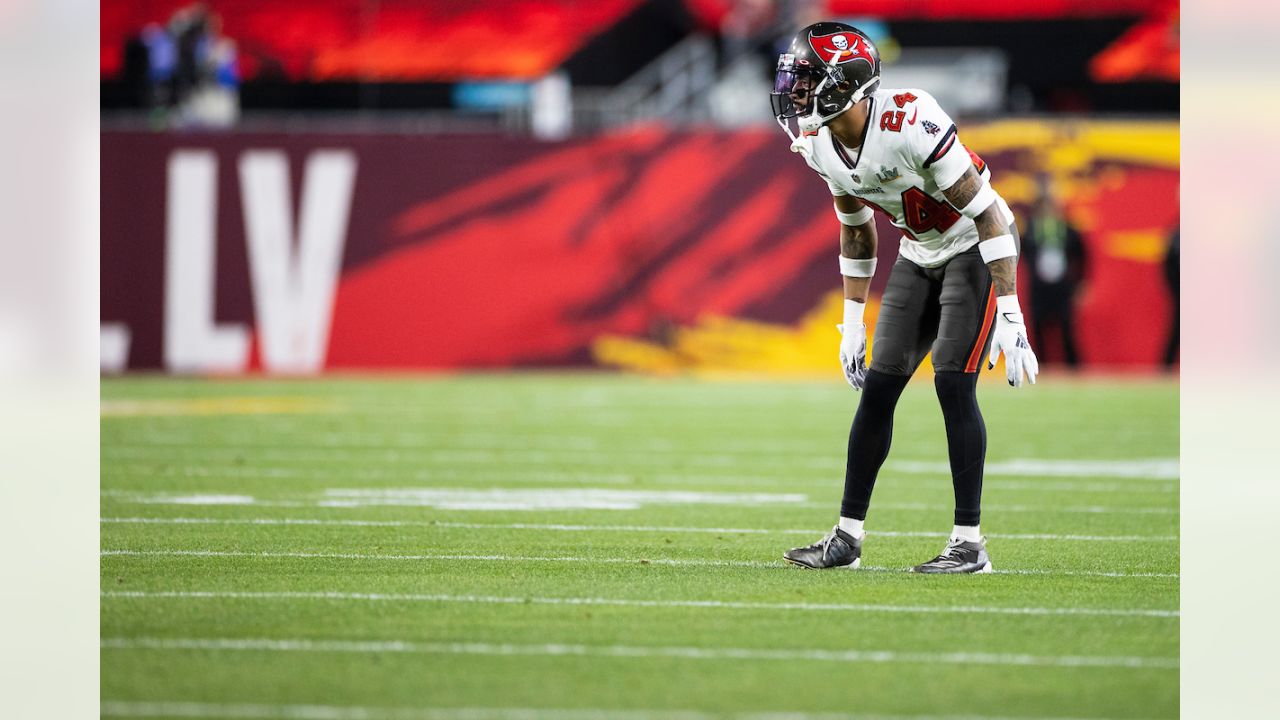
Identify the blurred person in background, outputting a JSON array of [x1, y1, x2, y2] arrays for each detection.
[[170, 3, 209, 105], [121, 23, 175, 115], [720, 0, 782, 62], [1021, 174, 1086, 368], [171, 3, 240, 127], [181, 11, 240, 127], [141, 23, 177, 112]]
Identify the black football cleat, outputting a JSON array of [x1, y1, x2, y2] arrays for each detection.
[[783, 526, 862, 569], [910, 536, 993, 574]]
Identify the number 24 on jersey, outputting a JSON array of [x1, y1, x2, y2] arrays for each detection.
[[880, 93, 918, 133]]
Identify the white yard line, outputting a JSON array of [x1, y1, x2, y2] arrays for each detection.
[[99, 549, 1179, 579], [105, 433, 1179, 480], [100, 488, 1176, 516], [104, 433, 829, 455], [99, 516, 1177, 542], [981, 479, 1175, 494], [101, 445, 852, 471], [101, 590, 1178, 619], [105, 488, 814, 512], [314, 488, 809, 511], [870, 502, 1175, 515], [104, 465, 641, 485], [103, 446, 1180, 480], [100, 636, 1178, 669], [99, 701, 713, 720], [891, 459, 1179, 481], [102, 497, 1174, 515], [101, 549, 769, 569], [98, 700, 1144, 720], [989, 504, 1175, 515], [101, 464, 1177, 495]]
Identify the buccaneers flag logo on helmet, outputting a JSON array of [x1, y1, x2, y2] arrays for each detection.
[[808, 31, 875, 67]]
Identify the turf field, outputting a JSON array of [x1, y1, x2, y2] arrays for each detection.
[[101, 373, 1179, 720]]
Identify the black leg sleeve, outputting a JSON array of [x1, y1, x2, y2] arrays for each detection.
[[934, 371, 987, 526], [840, 369, 912, 520]]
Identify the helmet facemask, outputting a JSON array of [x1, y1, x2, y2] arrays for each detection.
[[772, 50, 877, 142]]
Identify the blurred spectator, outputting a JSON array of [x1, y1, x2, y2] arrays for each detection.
[[170, 3, 209, 104], [720, 0, 781, 62], [141, 23, 177, 108], [1162, 227, 1179, 368], [1022, 175, 1087, 367], [120, 2, 239, 128], [708, 0, 789, 127], [179, 11, 240, 127]]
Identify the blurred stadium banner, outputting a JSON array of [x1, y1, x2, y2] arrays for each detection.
[[102, 1, 1172, 82], [101, 119, 1176, 375], [102, 0, 644, 81]]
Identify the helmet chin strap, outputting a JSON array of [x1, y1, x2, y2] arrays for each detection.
[[778, 115, 803, 149], [798, 101, 848, 134]]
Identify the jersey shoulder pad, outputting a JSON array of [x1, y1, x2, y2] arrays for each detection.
[[890, 90, 961, 173], [876, 87, 933, 109]]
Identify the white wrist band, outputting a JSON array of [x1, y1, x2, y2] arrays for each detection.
[[835, 203, 874, 226], [959, 183, 997, 219], [839, 255, 877, 278], [978, 234, 1017, 263], [996, 294, 1022, 315], [843, 298, 866, 323]]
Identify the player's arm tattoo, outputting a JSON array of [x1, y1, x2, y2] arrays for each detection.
[[942, 167, 1019, 296], [835, 195, 877, 302], [985, 257, 1018, 298], [840, 221, 876, 258], [836, 195, 877, 258]]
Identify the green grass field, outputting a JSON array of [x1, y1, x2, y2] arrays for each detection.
[[101, 373, 1179, 720]]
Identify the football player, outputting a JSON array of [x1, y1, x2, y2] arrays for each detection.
[[772, 22, 1038, 574]]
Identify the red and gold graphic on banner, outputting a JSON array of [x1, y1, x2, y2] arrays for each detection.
[[101, 120, 1178, 374]]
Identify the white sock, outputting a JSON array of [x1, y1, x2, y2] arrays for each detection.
[[952, 524, 981, 542], [838, 517, 865, 538]]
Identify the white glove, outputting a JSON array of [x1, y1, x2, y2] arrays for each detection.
[[987, 295, 1039, 387], [838, 299, 868, 390]]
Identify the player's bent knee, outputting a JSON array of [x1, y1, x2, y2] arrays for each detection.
[[929, 333, 982, 373], [934, 370, 978, 395], [857, 370, 912, 412], [929, 356, 973, 374], [868, 360, 913, 376], [868, 343, 919, 376], [933, 371, 980, 414]]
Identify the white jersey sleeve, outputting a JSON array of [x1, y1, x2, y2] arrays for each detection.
[[901, 90, 971, 191]]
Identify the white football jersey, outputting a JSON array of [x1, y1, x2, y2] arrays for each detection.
[[793, 87, 1014, 267]]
